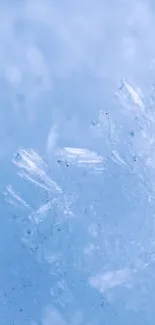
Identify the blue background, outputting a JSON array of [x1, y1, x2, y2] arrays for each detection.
[[1, 1, 155, 324]]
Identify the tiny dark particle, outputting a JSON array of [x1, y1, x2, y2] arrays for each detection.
[[130, 131, 135, 137], [20, 309, 23, 312], [15, 152, 20, 159], [58, 228, 61, 232], [27, 229, 31, 235], [57, 160, 61, 164]]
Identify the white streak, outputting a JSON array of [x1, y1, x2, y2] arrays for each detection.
[[57, 147, 104, 165], [13, 148, 63, 194], [4, 185, 30, 208], [29, 200, 55, 224], [47, 125, 58, 155], [116, 79, 144, 113], [124, 81, 144, 108], [89, 268, 131, 293], [112, 150, 128, 168]]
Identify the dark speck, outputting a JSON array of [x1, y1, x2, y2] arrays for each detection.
[[91, 120, 96, 126], [15, 152, 20, 159], [20, 309, 23, 312], [84, 208, 88, 214], [130, 131, 135, 137], [35, 246, 39, 252]]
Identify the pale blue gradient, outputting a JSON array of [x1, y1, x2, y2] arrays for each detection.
[[1, 1, 155, 324]]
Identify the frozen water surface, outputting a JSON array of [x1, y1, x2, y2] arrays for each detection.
[[1, 0, 155, 324]]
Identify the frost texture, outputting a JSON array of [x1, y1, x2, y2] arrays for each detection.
[[1, 0, 155, 325]]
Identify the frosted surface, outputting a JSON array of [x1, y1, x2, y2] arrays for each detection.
[[1, 1, 155, 324]]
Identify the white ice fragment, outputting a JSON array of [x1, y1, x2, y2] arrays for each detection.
[[29, 200, 55, 223], [13, 148, 63, 194], [124, 81, 144, 108], [57, 147, 104, 165], [4, 185, 30, 209], [116, 79, 144, 112], [89, 268, 131, 293], [112, 150, 128, 168]]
